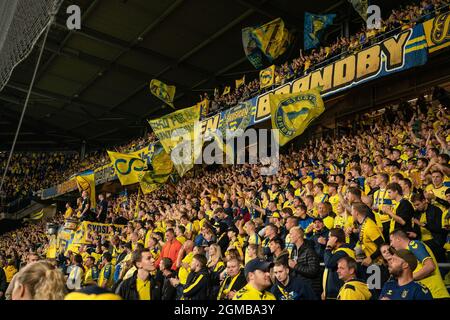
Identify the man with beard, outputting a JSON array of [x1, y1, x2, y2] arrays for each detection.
[[217, 257, 246, 300], [233, 259, 276, 300], [271, 261, 317, 300], [379, 248, 432, 300]]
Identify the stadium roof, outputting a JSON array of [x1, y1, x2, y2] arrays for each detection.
[[0, 0, 402, 151]]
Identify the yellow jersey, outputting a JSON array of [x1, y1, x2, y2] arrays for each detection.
[[178, 252, 194, 285], [337, 279, 372, 300], [233, 283, 276, 300], [359, 218, 384, 259], [136, 277, 151, 300], [407, 240, 449, 299]]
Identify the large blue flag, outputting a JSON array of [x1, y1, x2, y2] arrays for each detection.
[[304, 12, 336, 50]]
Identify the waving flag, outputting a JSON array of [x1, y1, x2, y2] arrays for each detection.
[[270, 88, 325, 146], [150, 79, 176, 109], [304, 12, 336, 50]]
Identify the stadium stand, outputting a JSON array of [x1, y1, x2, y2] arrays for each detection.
[[1, 0, 450, 302]]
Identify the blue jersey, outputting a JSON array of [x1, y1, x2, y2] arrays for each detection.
[[380, 279, 432, 300]]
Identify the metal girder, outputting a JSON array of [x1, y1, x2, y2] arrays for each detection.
[[0, 103, 78, 146], [233, 0, 303, 30], [4, 81, 136, 119], [52, 20, 213, 79], [34, 0, 102, 84], [78, 4, 267, 129]]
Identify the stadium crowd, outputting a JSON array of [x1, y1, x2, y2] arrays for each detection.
[[0, 132, 157, 206], [1, 0, 450, 301], [206, 0, 450, 113], [1, 87, 449, 300], [1, 0, 448, 206]]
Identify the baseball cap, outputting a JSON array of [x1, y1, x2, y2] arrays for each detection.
[[389, 248, 418, 271], [271, 212, 281, 219], [244, 258, 273, 277]]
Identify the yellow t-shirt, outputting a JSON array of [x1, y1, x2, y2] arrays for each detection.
[[359, 218, 384, 259], [64, 207, 74, 219], [233, 283, 276, 300], [407, 240, 450, 299], [178, 252, 194, 285], [3, 265, 18, 283], [425, 184, 449, 212], [328, 194, 340, 214], [136, 277, 151, 300]]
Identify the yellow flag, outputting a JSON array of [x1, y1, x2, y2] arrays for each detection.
[[270, 88, 325, 146], [251, 18, 292, 61], [75, 171, 96, 206], [148, 104, 202, 177], [260, 65, 275, 89], [223, 86, 231, 96], [139, 142, 174, 194], [235, 75, 245, 89], [150, 79, 176, 109], [107, 151, 146, 185], [26, 209, 44, 221]]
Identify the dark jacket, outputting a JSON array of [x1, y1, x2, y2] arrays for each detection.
[[161, 270, 177, 300], [415, 204, 447, 248], [0, 267, 7, 300], [307, 227, 329, 260], [323, 244, 354, 299], [290, 240, 321, 297], [271, 272, 317, 300], [116, 270, 163, 300], [217, 270, 247, 300], [181, 268, 210, 300]]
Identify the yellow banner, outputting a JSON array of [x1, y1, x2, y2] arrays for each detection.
[[107, 151, 145, 185], [150, 79, 176, 109], [148, 104, 202, 177], [423, 12, 450, 53], [72, 221, 125, 245], [260, 65, 275, 89], [270, 87, 325, 146], [75, 172, 96, 206]]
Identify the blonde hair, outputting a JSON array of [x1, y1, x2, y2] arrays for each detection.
[[208, 244, 223, 264], [15, 261, 66, 300]]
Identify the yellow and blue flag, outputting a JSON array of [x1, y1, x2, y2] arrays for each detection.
[[348, 0, 368, 20], [107, 151, 146, 186], [235, 75, 246, 89], [259, 65, 275, 89], [139, 142, 173, 194], [242, 17, 292, 69], [148, 104, 202, 177], [150, 79, 176, 109], [75, 170, 96, 206], [270, 87, 325, 146], [304, 12, 336, 50]]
